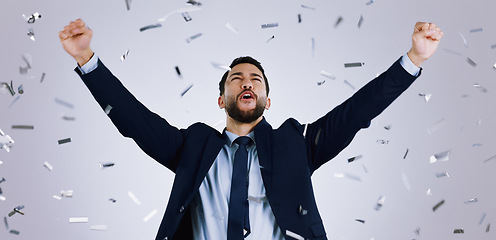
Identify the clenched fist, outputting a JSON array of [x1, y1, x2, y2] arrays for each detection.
[[407, 22, 444, 67], [59, 19, 94, 66]]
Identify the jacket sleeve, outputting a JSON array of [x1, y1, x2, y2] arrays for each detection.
[[76, 59, 185, 172], [306, 57, 420, 172]]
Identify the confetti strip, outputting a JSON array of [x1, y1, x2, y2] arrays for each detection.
[[320, 70, 336, 80], [211, 62, 230, 71], [427, 118, 446, 134], [143, 209, 158, 222], [301, 4, 315, 10], [483, 155, 496, 163], [377, 139, 389, 144], [182, 12, 192, 22], [53, 195, 62, 200], [0, 129, 15, 152], [311, 38, 315, 57], [473, 83, 487, 93], [43, 161, 53, 171], [366, 0, 374, 5], [317, 80, 325, 86], [58, 138, 71, 145], [100, 162, 115, 169], [9, 230, 20, 235], [12, 125, 33, 129], [487, 223, 491, 232], [432, 200, 445, 212], [0, 196, 6, 201], [125, 0, 131, 10], [464, 198, 478, 204], [90, 225, 107, 231], [40, 72, 46, 83], [187, 0, 202, 6], [181, 84, 194, 97], [335, 16, 343, 28], [266, 35, 275, 43], [54, 98, 74, 109], [27, 28, 35, 41], [128, 191, 142, 205], [348, 155, 362, 163], [225, 22, 239, 34], [69, 217, 88, 223], [4, 216, 8, 229], [419, 93, 432, 102], [435, 171, 450, 178], [355, 219, 365, 224], [459, 32, 468, 48], [466, 57, 477, 67], [286, 230, 305, 240], [453, 229, 464, 234], [345, 62, 365, 68], [343, 80, 355, 90], [469, 28, 483, 33], [298, 14, 302, 23], [374, 195, 386, 211], [357, 15, 364, 28], [104, 105, 113, 115], [120, 50, 130, 62], [430, 150, 450, 164], [185, 33, 202, 43], [23, 12, 41, 23], [402, 172, 411, 190], [61, 190, 73, 198], [139, 23, 162, 32], [261, 23, 278, 29]]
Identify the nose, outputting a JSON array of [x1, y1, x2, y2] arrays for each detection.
[[241, 78, 253, 90]]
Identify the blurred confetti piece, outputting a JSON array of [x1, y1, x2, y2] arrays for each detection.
[[311, 38, 315, 57], [453, 229, 464, 234], [4, 216, 8, 229], [27, 28, 35, 41], [104, 104, 113, 115], [433, 200, 445, 212], [366, 0, 374, 5], [428, 118, 446, 134], [414, 227, 420, 236], [335, 16, 343, 28], [459, 32, 468, 48], [181, 84, 194, 97], [100, 162, 115, 169], [464, 198, 478, 204], [362, 164, 368, 174], [469, 28, 482, 33], [298, 14, 302, 23], [128, 191, 141, 205], [0, 129, 15, 152], [40, 72, 46, 83], [175, 66, 182, 78], [348, 155, 363, 163], [286, 230, 304, 240], [266, 35, 275, 43], [473, 83, 487, 93], [225, 22, 239, 34], [0, 196, 6, 201], [343, 80, 355, 90], [69, 217, 88, 223], [466, 57, 477, 67], [44, 161, 53, 171], [19, 66, 29, 74], [61, 190, 73, 198], [344, 173, 361, 182], [443, 48, 463, 56], [120, 50, 130, 62], [426, 188, 432, 196], [345, 62, 365, 68], [186, 33, 202, 43], [491, 44, 496, 49], [1, 81, 15, 96], [143, 209, 158, 222], [23, 12, 41, 23], [21, 53, 32, 69], [8, 206, 25, 217], [320, 70, 336, 80], [91, 225, 107, 231], [211, 62, 230, 71], [261, 23, 278, 29], [402, 172, 411, 191], [316, 80, 325, 86], [55, 98, 74, 109], [182, 12, 192, 22], [357, 15, 364, 28], [17, 85, 24, 94], [377, 139, 389, 144], [58, 138, 71, 145], [435, 171, 450, 178], [139, 23, 162, 32], [62, 115, 76, 121], [355, 219, 365, 224], [419, 93, 432, 102], [487, 223, 491, 232], [301, 4, 315, 10], [9, 95, 21, 108], [157, 6, 201, 22], [187, 0, 202, 6], [125, 0, 131, 10], [12, 125, 33, 129], [109, 198, 117, 203], [430, 150, 450, 164], [384, 125, 392, 130], [9, 230, 20, 235], [0, 177, 5, 184], [483, 155, 496, 163], [374, 195, 386, 211], [53, 195, 62, 200]]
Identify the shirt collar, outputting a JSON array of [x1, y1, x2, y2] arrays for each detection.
[[224, 130, 256, 147]]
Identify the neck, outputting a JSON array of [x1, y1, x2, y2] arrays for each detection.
[[225, 116, 263, 136]]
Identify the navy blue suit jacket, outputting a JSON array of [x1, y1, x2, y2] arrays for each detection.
[[76, 57, 419, 240]]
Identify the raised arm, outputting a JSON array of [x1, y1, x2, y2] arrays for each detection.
[[306, 22, 444, 171], [59, 19, 185, 172]]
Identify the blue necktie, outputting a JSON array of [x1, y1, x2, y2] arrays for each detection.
[[227, 136, 252, 239]]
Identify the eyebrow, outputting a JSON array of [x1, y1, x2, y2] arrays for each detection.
[[229, 72, 263, 79]]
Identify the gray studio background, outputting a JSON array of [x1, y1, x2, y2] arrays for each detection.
[[1, 0, 495, 239]]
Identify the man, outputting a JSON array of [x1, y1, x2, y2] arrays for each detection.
[[59, 19, 443, 240]]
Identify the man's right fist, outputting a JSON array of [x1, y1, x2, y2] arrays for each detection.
[[59, 19, 94, 66]]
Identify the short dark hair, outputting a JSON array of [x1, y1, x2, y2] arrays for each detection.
[[219, 56, 269, 96]]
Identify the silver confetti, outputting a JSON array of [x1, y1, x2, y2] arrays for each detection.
[[357, 15, 364, 28], [466, 57, 477, 67], [23, 12, 41, 23], [453, 229, 464, 234], [469, 28, 483, 33], [100, 162, 115, 169], [316, 80, 325, 86], [143, 209, 158, 222], [182, 12, 192, 22], [225, 22, 239, 34], [266, 35, 275, 43], [459, 32, 468, 48], [418, 93, 432, 102], [40, 72, 46, 83], [157, 6, 201, 23], [249, 195, 266, 203], [311, 38, 315, 57], [345, 62, 365, 68], [0, 177, 5, 184], [464, 198, 478, 204], [91, 225, 107, 231], [473, 83, 487, 93], [139, 23, 162, 32], [403, 148, 409, 159], [261, 23, 278, 29], [12, 125, 33, 129], [298, 14, 302, 23], [426, 188, 432, 196], [128, 191, 141, 205], [8, 205, 25, 217], [1, 81, 15, 96], [62, 115, 76, 121], [384, 125, 392, 130], [402, 172, 411, 191], [58, 138, 71, 145], [104, 104, 113, 115], [61, 190, 73, 198], [335, 16, 343, 28], [9, 230, 20, 235], [343, 80, 355, 90], [0, 129, 15, 152], [120, 50, 130, 62], [286, 230, 305, 240], [109, 198, 117, 203], [125, 0, 131, 10], [487, 223, 491, 232], [186, 33, 202, 43], [491, 44, 496, 49], [301, 4, 315, 10], [19, 66, 29, 74], [54, 98, 74, 109], [432, 199, 445, 212], [17, 85, 24, 94], [4, 216, 8, 230], [377, 139, 389, 144], [374, 195, 386, 211], [0, 195, 5, 201], [21, 53, 32, 69], [27, 28, 35, 41], [355, 219, 365, 224], [320, 70, 336, 80], [430, 150, 450, 164], [483, 155, 496, 163], [53, 195, 62, 200], [435, 171, 450, 178], [186, 0, 202, 6], [211, 62, 230, 71], [69, 217, 88, 223], [427, 118, 446, 134], [414, 227, 420, 236], [366, 0, 374, 5], [348, 155, 363, 163], [181, 84, 194, 97], [43, 161, 53, 171]]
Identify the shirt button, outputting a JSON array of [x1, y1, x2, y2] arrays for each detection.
[[179, 206, 185, 213]]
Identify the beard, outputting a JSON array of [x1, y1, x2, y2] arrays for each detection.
[[225, 93, 267, 124]]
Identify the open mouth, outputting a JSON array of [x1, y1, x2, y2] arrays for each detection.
[[239, 91, 255, 101]]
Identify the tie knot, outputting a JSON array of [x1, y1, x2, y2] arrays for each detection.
[[234, 136, 252, 147]]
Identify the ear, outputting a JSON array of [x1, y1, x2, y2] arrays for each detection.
[[218, 95, 225, 109], [265, 97, 271, 110]]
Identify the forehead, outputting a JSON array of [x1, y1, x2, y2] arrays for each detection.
[[228, 63, 263, 78]]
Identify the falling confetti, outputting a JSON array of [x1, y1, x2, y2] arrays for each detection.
[[54, 98, 74, 109], [473, 83, 487, 93], [355, 219, 365, 224], [225, 22, 239, 34], [0, 129, 15, 152], [181, 84, 194, 97], [266, 35, 275, 43], [27, 28, 35, 41], [466, 57, 477, 67], [357, 15, 364, 28], [104, 105, 113, 115], [301, 4, 315, 10], [348, 155, 363, 163], [402, 172, 411, 190], [430, 150, 450, 164], [343, 80, 355, 90], [366, 0, 374, 5], [459, 32, 468, 48], [419, 93, 432, 102], [185, 33, 202, 43], [345, 62, 365, 68], [143, 209, 158, 222], [464, 198, 478, 204], [335, 16, 343, 28], [286, 230, 305, 240], [298, 14, 302, 23], [139, 23, 162, 32], [40, 72, 46, 83], [432, 200, 445, 212], [376, 139, 389, 144], [61, 190, 73, 198], [374, 195, 386, 211], [182, 12, 192, 22], [69, 217, 88, 223], [469, 28, 483, 33], [43, 161, 53, 171], [261, 23, 278, 29], [91, 225, 107, 231], [186, 0, 202, 6], [428, 118, 446, 134], [320, 70, 336, 80], [125, 0, 131, 10], [435, 171, 450, 178], [120, 50, 130, 62], [23, 12, 41, 23], [453, 229, 464, 234], [128, 191, 141, 205], [100, 162, 115, 169], [12, 125, 33, 129], [58, 138, 71, 145], [483, 155, 496, 163]]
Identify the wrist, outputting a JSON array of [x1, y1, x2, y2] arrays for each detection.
[[75, 49, 94, 67], [407, 49, 425, 68]]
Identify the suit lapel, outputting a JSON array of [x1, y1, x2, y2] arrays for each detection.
[[193, 130, 226, 188], [254, 117, 273, 191]]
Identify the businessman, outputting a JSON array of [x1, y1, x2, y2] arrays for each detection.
[[60, 19, 443, 240]]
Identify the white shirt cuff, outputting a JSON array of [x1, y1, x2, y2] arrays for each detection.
[[77, 54, 99, 74], [399, 53, 420, 77]]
